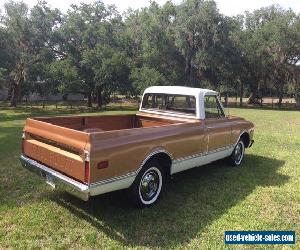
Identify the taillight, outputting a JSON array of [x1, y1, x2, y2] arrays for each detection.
[[84, 150, 90, 183], [21, 132, 25, 153], [84, 161, 90, 183]]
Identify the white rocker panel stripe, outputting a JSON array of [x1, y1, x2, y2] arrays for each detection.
[[171, 145, 234, 174]]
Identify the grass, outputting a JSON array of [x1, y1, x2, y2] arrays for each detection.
[[0, 105, 300, 249]]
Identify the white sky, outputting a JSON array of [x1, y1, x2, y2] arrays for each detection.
[[0, 0, 299, 16]]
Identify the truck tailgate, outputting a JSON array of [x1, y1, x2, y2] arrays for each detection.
[[22, 118, 90, 183]]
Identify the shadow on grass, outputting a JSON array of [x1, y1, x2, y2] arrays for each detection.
[[53, 154, 288, 248]]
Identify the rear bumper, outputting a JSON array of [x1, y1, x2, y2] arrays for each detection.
[[20, 154, 136, 201], [20, 154, 90, 201]]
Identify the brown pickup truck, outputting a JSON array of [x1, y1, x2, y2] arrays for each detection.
[[20, 86, 254, 207]]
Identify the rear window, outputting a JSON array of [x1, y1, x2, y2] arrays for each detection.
[[141, 93, 196, 116]]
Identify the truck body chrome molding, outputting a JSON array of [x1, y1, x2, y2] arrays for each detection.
[[89, 171, 136, 196], [171, 145, 234, 174]]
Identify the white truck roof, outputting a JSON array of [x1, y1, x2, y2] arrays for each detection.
[[143, 86, 217, 97], [141, 86, 221, 119]]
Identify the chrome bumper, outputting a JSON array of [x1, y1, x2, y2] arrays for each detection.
[[20, 155, 89, 201]]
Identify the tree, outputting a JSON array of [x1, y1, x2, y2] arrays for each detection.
[[83, 44, 130, 107], [0, 0, 299, 108], [53, 1, 123, 107], [234, 6, 300, 105], [124, 1, 185, 93], [173, 0, 220, 85], [130, 66, 167, 93], [0, 1, 61, 107], [0, 26, 13, 95], [260, 6, 300, 107]]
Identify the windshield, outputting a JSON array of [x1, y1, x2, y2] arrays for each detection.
[[141, 93, 196, 116]]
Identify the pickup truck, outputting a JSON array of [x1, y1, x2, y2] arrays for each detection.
[[20, 86, 254, 207]]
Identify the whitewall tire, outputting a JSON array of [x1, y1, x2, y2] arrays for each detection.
[[130, 159, 164, 207], [230, 140, 245, 166]]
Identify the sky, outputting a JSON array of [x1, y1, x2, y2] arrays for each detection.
[[0, 0, 299, 16]]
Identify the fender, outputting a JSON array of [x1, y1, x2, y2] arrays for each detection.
[[136, 147, 173, 174]]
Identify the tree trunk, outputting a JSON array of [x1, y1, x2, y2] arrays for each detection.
[[296, 94, 300, 109], [96, 87, 102, 109], [239, 81, 244, 107], [87, 92, 92, 107], [278, 92, 283, 109], [224, 93, 228, 107], [184, 52, 192, 84], [278, 83, 284, 109], [6, 82, 13, 101], [10, 82, 21, 107], [10, 62, 25, 107]]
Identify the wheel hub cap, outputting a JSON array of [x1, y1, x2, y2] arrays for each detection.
[[140, 171, 159, 201], [234, 142, 243, 164]]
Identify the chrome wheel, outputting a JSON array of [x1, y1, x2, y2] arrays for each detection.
[[138, 167, 162, 205], [233, 141, 245, 165]]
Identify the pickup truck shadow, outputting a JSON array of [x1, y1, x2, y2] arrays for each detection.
[[53, 154, 287, 248]]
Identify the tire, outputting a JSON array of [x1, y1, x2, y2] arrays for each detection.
[[130, 159, 164, 208], [229, 139, 245, 167]]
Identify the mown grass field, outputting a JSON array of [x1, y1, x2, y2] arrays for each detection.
[[0, 105, 299, 249]]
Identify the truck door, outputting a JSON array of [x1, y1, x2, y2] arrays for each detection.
[[204, 95, 232, 152]]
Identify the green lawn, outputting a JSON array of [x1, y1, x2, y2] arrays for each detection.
[[0, 106, 299, 249]]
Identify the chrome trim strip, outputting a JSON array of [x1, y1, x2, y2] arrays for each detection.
[[140, 149, 172, 169], [89, 175, 136, 196], [173, 144, 234, 164], [90, 171, 137, 187], [171, 145, 234, 174]]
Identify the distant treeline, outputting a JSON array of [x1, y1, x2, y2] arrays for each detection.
[[0, 0, 299, 108]]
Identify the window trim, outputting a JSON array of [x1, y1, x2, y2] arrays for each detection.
[[204, 94, 226, 119], [140, 93, 197, 118]]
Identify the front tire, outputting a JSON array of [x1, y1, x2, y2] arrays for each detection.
[[230, 140, 245, 166], [130, 159, 164, 208]]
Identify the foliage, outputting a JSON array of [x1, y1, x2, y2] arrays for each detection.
[[0, 0, 299, 107], [130, 66, 167, 93]]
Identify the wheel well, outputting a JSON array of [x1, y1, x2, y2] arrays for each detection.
[[240, 132, 250, 148], [145, 152, 172, 176]]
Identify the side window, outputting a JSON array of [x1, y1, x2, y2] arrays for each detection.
[[204, 95, 225, 119]]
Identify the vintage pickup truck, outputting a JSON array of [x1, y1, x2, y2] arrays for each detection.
[[20, 86, 254, 207]]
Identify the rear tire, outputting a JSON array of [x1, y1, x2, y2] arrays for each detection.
[[229, 140, 245, 167], [130, 159, 164, 208]]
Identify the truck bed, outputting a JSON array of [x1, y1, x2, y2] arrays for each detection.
[[35, 114, 181, 133], [22, 113, 194, 184]]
